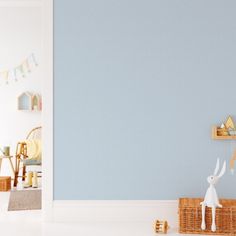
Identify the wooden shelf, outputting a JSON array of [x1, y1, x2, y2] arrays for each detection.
[[18, 92, 42, 111], [212, 126, 236, 140]]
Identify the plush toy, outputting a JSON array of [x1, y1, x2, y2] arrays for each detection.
[[200, 158, 226, 232]]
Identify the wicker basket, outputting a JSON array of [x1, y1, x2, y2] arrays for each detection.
[[179, 198, 236, 235], [0, 176, 11, 191]]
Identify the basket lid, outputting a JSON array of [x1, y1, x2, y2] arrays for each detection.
[[179, 198, 236, 207]]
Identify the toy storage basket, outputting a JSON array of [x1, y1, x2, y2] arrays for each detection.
[[179, 198, 236, 235]]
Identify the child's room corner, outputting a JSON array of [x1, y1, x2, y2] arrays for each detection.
[[0, 2, 42, 221]]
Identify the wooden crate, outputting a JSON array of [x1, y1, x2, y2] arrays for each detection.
[[0, 176, 11, 191], [179, 198, 236, 235]]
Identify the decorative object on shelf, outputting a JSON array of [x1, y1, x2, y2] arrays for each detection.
[[225, 116, 235, 130], [0, 176, 11, 191], [154, 220, 169, 234], [217, 126, 229, 136], [18, 92, 42, 111], [0, 53, 38, 85], [200, 158, 226, 232], [228, 128, 236, 136], [212, 116, 236, 139], [179, 198, 236, 235]]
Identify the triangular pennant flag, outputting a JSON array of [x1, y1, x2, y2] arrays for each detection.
[[13, 68, 18, 81], [0, 73, 3, 85], [0, 71, 9, 84], [23, 59, 31, 73], [31, 53, 38, 66], [14, 66, 23, 80], [8, 70, 16, 82], [0, 53, 38, 85], [18, 64, 25, 77]]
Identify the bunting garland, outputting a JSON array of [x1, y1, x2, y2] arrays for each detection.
[[0, 53, 38, 85]]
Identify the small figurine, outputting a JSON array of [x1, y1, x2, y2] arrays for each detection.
[[220, 123, 225, 129], [200, 158, 226, 232], [228, 127, 236, 136]]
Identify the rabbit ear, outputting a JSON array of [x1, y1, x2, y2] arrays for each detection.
[[218, 161, 226, 178], [214, 158, 220, 175]]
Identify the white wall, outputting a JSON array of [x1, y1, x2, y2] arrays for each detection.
[[0, 6, 42, 176]]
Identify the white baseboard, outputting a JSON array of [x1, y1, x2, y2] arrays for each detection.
[[52, 200, 178, 227]]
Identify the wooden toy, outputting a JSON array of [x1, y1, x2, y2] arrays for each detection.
[[154, 220, 169, 234], [200, 158, 226, 232], [217, 127, 229, 136]]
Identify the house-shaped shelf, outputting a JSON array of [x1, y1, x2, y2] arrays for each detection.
[[18, 92, 42, 111], [32, 94, 42, 111]]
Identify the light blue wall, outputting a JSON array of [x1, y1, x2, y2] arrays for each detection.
[[54, 0, 236, 200]]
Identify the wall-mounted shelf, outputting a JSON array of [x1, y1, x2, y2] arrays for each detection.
[[18, 92, 42, 111], [212, 126, 236, 140], [212, 116, 236, 173]]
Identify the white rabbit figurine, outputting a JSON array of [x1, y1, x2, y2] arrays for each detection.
[[200, 158, 226, 232]]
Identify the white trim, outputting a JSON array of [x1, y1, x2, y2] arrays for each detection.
[[52, 200, 178, 226], [42, 0, 53, 221], [0, 1, 42, 7]]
